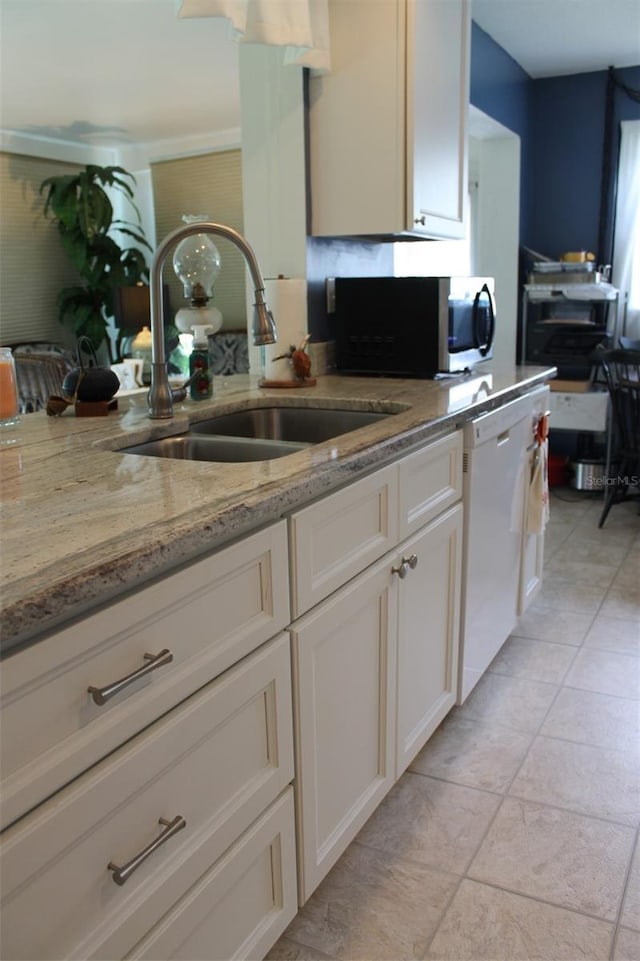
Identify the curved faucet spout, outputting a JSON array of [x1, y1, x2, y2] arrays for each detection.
[[147, 222, 277, 419]]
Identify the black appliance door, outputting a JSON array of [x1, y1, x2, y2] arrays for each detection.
[[473, 284, 495, 357]]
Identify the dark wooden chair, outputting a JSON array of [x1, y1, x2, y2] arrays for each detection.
[[597, 348, 640, 528]]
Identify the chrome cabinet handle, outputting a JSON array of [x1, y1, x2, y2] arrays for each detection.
[[88, 649, 174, 706], [414, 215, 426, 226], [108, 815, 186, 886], [392, 554, 418, 579]]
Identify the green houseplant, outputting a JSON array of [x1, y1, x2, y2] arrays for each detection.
[[40, 165, 152, 362]]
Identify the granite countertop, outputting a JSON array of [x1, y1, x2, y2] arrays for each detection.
[[0, 365, 554, 653]]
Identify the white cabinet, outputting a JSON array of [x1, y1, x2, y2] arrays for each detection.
[[0, 522, 290, 832], [396, 504, 462, 777], [291, 431, 463, 902], [0, 523, 296, 961], [0, 634, 296, 961], [308, 0, 470, 239], [518, 444, 546, 616], [291, 558, 397, 902]]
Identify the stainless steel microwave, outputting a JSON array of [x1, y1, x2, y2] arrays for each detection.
[[333, 276, 496, 377]]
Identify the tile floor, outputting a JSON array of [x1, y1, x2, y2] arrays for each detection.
[[268, 490, 640, 961]]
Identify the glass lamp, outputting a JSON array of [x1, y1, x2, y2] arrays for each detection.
[[172, 214, 224, 335]]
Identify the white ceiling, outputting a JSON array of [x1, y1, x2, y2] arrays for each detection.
[[472, 0, 640, 79], [0, 0, 638, 150]]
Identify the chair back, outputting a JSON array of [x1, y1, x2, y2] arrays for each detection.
[[10, 343, 75, 413], [598, 349, 640, 461]]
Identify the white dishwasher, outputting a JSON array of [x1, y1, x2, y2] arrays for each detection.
[[458, 386, 549, 703]]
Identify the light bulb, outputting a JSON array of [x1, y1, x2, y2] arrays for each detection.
[[172, 215, 221, 304]]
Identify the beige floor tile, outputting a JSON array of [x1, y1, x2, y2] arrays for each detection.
[[540, 687, 640, 753], [468, 797, 635, 920], [602, 589, 640, 621], [621, 839, 640, 932], [266, 937, 337, 960], [611, 557, 640, 591], [615, 927, 640, 960], [514, 606, 594, 645], [509, 735, 640, 826], [409, 713, 532, 793], [488, 635, 576, 684], [546, 557, 619, 587], [424, 879, 613, 961], [355, 771, 500, 874], [543, 522, 575, 559], [584, 615, 640, 658], [284, 842, 457, 961], [553, 533, 637, 569], [533, 577, 609, 614], [456, 671, 558, 734], [564, 647, 640, 699]]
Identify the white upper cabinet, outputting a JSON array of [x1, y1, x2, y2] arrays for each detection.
[[308, 0, 470, 239]]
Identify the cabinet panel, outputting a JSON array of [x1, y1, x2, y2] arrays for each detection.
[[308, 0, 405, 236], [518, 435, 545, 615], [291, 559, 397, 903], [309, 0, 469, 239], [407, 0, 470, 238], [396, 504, 462, 777], [398, 431, 463, 537], [126, 790, 297, 961], [0, 521, 289, 831], [0, 634, 293, 961], [289, 464, 398, 618]]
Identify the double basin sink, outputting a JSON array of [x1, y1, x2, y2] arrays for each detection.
[[122, 406, 393, 463]]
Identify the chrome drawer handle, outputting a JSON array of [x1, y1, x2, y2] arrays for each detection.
[[108, 815, 186, 886], [88, 649, 174, 706], [391, 554, 418, 579]]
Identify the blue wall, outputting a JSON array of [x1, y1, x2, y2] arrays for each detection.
[[531, 66, 640, 260], [470, 24, 640, 261]]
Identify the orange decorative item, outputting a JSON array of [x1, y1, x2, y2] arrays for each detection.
[[0, 347, 20, 429], [261, 335, 316, 388]]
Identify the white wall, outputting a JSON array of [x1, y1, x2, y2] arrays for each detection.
[[469, 113, 521, 369]]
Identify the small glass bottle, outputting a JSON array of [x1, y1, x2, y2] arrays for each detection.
[[189, 326, 213, 400], [0, 347, 20, 430]]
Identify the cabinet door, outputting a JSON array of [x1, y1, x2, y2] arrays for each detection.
[[308, 0, 405, 236], [519, 529, 544, 615], [309, 0, 469, 239], [291, 558, 397, 903], [518, 448, 545, 616], [396, 504, 462, 778], [408, 0, 470, 239]]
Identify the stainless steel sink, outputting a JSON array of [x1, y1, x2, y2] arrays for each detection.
[[120, 406, 394, 463], [190, 406, 390, 443], [121, 435, 308, 463]]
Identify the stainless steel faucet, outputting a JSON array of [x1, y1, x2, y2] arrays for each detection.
[[147, 221, 277, 419]]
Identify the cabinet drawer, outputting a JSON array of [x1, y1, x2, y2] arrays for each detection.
[[398, 431, 462, 537], [0, 633, 294, 961], [0, 521, 289, 831], [289, 463, 398, 617], [126, 789, 297, 961]]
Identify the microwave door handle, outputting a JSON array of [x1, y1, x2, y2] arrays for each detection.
[[474, 283, 495, 357]]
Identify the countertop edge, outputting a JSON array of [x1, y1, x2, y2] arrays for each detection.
[[0, 368, 554, 654]]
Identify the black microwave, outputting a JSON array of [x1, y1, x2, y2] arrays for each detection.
[[333, 276, 496, 377]]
